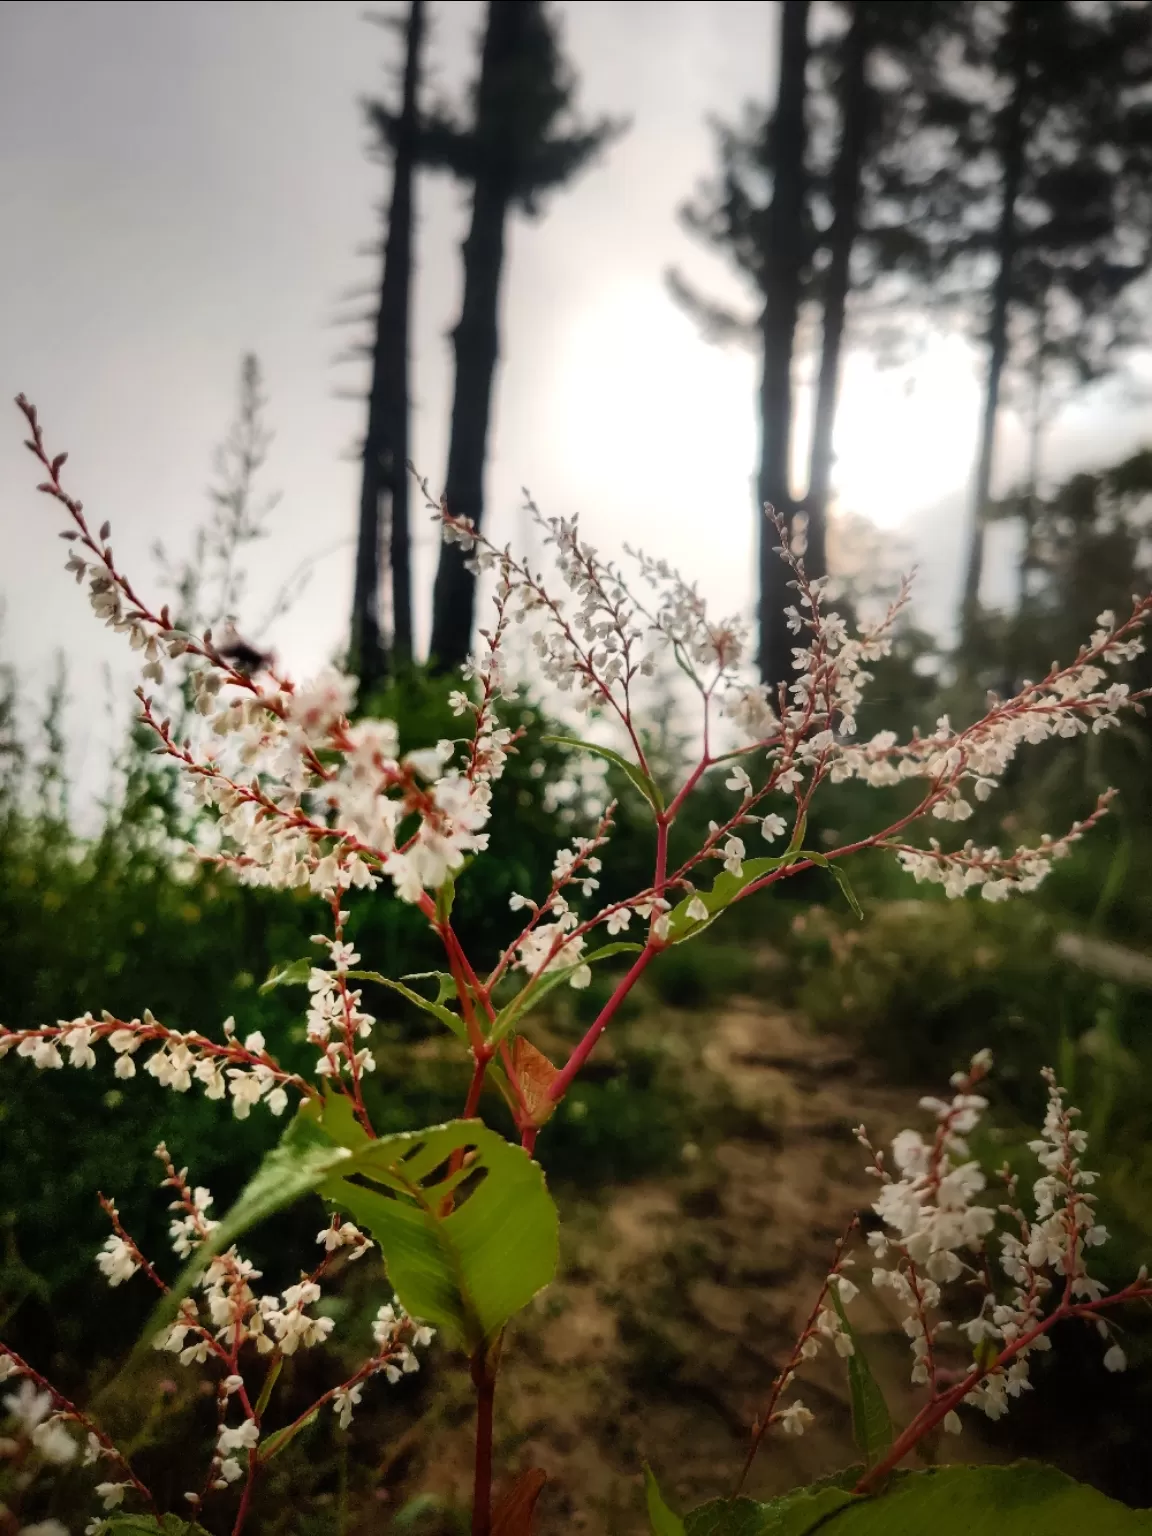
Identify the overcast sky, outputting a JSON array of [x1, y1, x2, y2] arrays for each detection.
[[3, 0, 1150, 799]]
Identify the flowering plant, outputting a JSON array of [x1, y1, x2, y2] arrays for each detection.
[[4, 393, 1152, 1536]]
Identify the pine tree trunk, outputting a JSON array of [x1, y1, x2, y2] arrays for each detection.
[[758, 0, 810, 693], [961, 0, 1029, 656], [352, 0, 425, 687], [805, 0, 871, 585], [430, 1, 532, 672]]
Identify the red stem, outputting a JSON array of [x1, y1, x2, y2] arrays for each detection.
[[549, 944, 657, 1102], [471, 1347, 496, 1536], [231, 1451, 257, 1535], [463, 1051, 492, 1119], [854, 1280, 1152, 1494]]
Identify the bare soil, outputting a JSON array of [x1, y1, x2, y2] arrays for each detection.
[[383, 1000, 979, 1533]]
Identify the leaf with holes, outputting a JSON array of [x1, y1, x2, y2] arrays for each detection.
[[311, 1107, 559, 1350]]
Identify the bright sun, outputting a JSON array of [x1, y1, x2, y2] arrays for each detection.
[[550, 283, 978, 589], [828, 338, 981, 529]]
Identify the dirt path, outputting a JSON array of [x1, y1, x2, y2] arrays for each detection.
[[400, 1001, 937, 1533]]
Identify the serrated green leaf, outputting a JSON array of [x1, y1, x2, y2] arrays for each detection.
[[345, 969, 468, 1043], [829, 1287, 892, 1468], [542, 735, 664, 812], [487, 941, 642, 1044], [828, 1463, 1152, 1533], [102, 1518, 212, 1536], [685, 1463, 1152, 1536], [645, 1464, 686, 1535], [259, 955, 313, 993], [313, 1111, 559, 1350], [684, 1486, 852, 1536]]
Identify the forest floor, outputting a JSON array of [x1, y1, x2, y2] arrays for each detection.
[[376, 994, 989, 1534]]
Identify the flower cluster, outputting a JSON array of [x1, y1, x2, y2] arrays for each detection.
[[8, 397, 1152, 1529], [744, 1054, 1152, 1497], [54, 1149, 429, 1527], [0, 1009, 312, 1122]]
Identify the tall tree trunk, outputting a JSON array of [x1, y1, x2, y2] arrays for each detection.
[[804, 0, 871, 585], [430, 1, 532, 672], [351, 0, 425, 688], [758, 0, 811, 692], [961, 0, 1029, 657]]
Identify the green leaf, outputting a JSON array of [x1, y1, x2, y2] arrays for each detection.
[[665, 855, 799, 944], [259, 955, 313, 993], [684, 1464, 1152, 1536], [142, 1102, 558, 1359], [436, 870, 458, 923], [543, 734, 664, 812], [801, 851, 864, 921], [139, 1100, 360, 1354], [830, 1463, 1152, 1533], [259, 960, 470, 1044], [102, 1519, 212, 1536], [259, 1405, 321, 1462], [684, 1487, 852, 1536], [829, 1287, 892, 1468], [487, 942, 642, 1044], [313, 1111, 559, 1350], [401, 971, 458, 1007], [645, 1464, 686, 1536], [345, 969, 468, 1043]]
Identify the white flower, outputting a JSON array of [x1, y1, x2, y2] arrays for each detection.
[[776, 1400, 814, 1436], [725, 766, 753, 798], [943, 1411, 963, 1435], [4, 1380, 52, 1431], [0, 1356, 19, 1383], [95, 1481, 130, 1510], [685, 896, 709, 924], [96, 1235, 139, 1288], [32, 1417, 78, 1464], [761, 813, 787, 842], [333, 1381, 363, 1429], [721, 837, 744, 877], [1103, 1344, 1127, 1373], [217, 1419, 259, 1456], [605, 907, 631, 934]]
